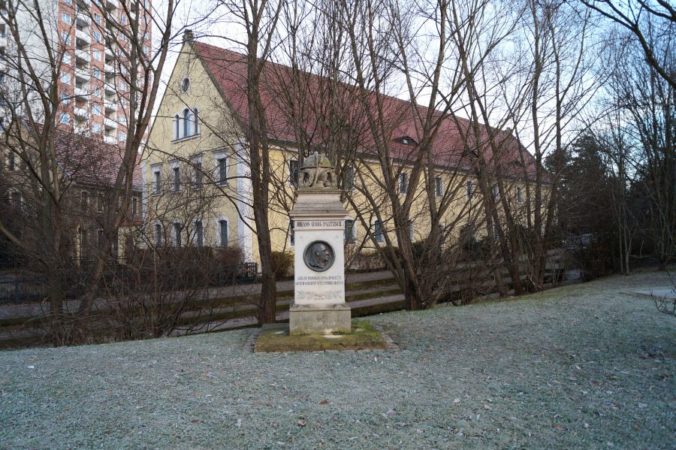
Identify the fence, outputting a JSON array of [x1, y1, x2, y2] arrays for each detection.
[[0, 275, 46, 304], [0, 261, 258, 305]]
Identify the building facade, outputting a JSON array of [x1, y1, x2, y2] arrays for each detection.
[[0, 0, 152, 144], [143, 33, 542, 266]]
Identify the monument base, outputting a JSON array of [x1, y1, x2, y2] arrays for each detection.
[[289, 304, 351, 335]]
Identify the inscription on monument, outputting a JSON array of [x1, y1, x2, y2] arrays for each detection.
[[295, 220, 342, 228], [296, 275, 344, 286]]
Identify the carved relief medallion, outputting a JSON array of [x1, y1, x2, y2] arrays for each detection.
[[303, 241, 335, 272]]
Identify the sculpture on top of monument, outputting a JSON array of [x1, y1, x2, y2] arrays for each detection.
[[299, 151, 336, 189]]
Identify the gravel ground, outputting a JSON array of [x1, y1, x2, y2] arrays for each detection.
[[0, 271, 674, 449]]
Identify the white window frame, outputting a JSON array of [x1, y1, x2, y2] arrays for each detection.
[[213, 151, 228, 185], [172, 221, 182, 247], [345, 218, 357, 244], [170, 160, 180, 192], [399, 172, 408, 193], [151, 163, 162, 195], [191, 154, 203, 189], [217, 218, 229, 248], [194, 220, 204, 247], [373, 220, 384, 243], [153, 222, 163, 247]]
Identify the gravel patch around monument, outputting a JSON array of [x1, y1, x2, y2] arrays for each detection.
[[1, 271, 674, 449]]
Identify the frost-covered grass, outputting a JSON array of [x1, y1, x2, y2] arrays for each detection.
[[0, 271, 674, 449]]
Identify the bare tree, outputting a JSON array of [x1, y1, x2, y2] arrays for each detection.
[[596, 24, 674, 270], [579, 0, 675, 90], [213, 0, 283, 324], [0, 0, 188, 343]]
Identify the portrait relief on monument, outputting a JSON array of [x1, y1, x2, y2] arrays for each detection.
[[303, 241, 335, 272]]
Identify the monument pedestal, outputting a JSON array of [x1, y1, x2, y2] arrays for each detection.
[[289, 187, 351, 335], [289, 304, 351, 335]]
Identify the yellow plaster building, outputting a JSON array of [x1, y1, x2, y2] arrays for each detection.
[[143, 32, 542, 266]]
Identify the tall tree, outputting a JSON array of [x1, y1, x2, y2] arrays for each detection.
[[217, 0, 283, 323], [0, 0, 186, 343]]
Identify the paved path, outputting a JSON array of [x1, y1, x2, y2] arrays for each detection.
[[631, 287, 676, 299]]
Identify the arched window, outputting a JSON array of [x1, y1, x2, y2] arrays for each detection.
[[193, 108, 199, 135], [174, 114, 180, 140], [183, 108, 190, 137]]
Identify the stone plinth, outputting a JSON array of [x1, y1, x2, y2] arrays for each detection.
[[289, 304, 352, 335], [289, 188, 351, 335]]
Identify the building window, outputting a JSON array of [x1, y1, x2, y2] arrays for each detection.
[[219, 220, 228, 247], [195, 220, 203, 247], [172, 166, 180, 192], [344, 166, 354, 191], [173, 222, 182, 247], [217, 156, 227, 184], [492, 184, 500, 201], [59, 113, 70, 124], [154, 223, 162, 247], [9, 190, 21, 207], [92, 104, 101, 115], [192, 158, 202, 189], [174, 114, 180, 140], [289, 220, 295, 246], [93, 50, 101, 61], [466, 180, 474, 198], [92, 123, 101, 133], [435, 176, 442, 197], [60, 32, 70, 45], [62, 13, 72, 24], [132, 197, 138, 217], [60, 73, 71, 85], [81, 191, 89, 210], [181, 77, 190, 92], [183, 108, 190, 137], [153, 169, 161, 194], [516, 187, 524, 203], [289, 159, 299, 186], [399, 172, 408, 193], [8, 152, 15, 171], [97, 229, 105, 249], [408, 221, 415, 241], [374, 220, 384, 242], [193, 108, 199, 134], [97, 193, 104, 212], [79, 228, 89, 259], [345, 219, 356, 243], [93, 31, 102, 43], [63, 54, 71, 65]]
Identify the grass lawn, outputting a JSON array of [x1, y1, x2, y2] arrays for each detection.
[[0, 271, 674, 449]]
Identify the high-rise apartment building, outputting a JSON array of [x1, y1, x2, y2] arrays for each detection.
[[0, 0, 152, 144]]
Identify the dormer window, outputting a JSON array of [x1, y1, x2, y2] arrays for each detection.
[[396, 136, 417, 145], [181, 77, 190, 92]]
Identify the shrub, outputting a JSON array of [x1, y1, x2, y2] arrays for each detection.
[[271, 251, 294, 278]]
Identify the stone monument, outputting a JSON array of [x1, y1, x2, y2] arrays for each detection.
[[288, 151, 351, 335]]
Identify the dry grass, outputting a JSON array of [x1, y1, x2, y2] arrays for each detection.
[[254, 321, 387, 352], [0, 270, 674, 449]]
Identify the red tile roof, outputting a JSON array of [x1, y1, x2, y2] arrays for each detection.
[[52, 128, 143, 192], [193, 41, 540, 180]]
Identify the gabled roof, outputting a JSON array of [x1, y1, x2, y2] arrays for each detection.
[[52, 128, 143, 192], [192, 41, 540, 180]]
